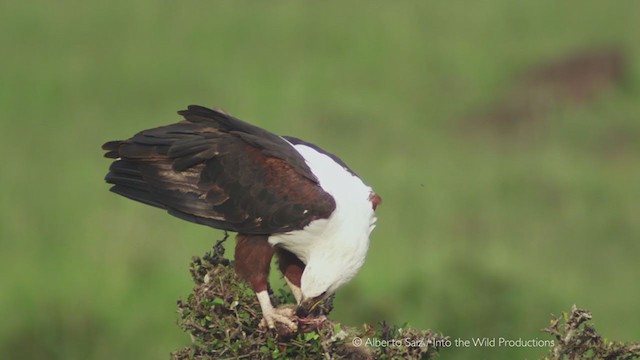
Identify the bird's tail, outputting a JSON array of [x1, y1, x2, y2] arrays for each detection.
[[102, 140, 167, 209], [102, 140, 123, 159]]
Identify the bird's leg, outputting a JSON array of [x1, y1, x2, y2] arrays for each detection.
[[256, 291, 297, 330], [275, 247, 305, 305], [284, 277, 303, 304], [235, 234, 297, 331]]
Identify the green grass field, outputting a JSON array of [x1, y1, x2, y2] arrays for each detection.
[[1, 1, 639, 359]]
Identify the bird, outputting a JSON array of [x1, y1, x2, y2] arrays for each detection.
[[102, 105, 381, 330]]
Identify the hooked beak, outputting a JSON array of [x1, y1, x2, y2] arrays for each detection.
[[296, 293, 327, 318]]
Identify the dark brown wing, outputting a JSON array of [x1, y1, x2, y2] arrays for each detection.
[[102, 105, 335, 234]]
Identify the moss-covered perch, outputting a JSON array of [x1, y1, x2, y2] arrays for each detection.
[[542, 305, 640, 360], [171, 239, 445, 359], [171, 240, 640, 360]]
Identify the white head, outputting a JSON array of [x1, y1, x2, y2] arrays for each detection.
[[300, 244, 369, 299], [300, 190, 380, 300], [284, 142, 382, 315], [295, 191, 378, 317]]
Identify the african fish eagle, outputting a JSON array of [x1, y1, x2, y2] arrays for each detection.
[[102, 105, 381, 330]]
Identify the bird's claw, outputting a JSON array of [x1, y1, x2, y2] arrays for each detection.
[[259, 306, 297, 331]]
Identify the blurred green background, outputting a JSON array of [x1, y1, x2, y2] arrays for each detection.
[[1, 1, 639, 359]]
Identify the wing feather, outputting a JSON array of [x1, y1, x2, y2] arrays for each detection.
[[103, 105, 335, 234]]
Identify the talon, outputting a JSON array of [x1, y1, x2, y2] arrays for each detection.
[[259, 307, 297, 331], [255, 290, 297, 332]]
